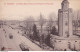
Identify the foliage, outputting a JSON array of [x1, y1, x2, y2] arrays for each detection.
[[51, 26, 58, 35], [38, 14, 46, 33], [33, 24, 39, 41]]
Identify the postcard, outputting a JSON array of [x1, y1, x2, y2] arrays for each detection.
[[0, 0, 80, 51]]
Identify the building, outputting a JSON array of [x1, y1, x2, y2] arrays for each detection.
[[50, 0, 80, 51], [58, 0, 73, 37]]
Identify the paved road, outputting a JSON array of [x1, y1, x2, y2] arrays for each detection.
[[0, 25, 42, 51], [0, 25, 21, 51]]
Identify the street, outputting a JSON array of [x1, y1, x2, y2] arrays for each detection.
[[0, 25, 42, 51]]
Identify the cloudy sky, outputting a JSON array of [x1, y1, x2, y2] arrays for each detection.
[[0, 0, 80, 20]]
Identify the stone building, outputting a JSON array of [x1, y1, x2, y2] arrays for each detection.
[[58, 0, 73, 37], [50, 0, 80, 51]]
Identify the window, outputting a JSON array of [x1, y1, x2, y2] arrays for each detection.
[[65, 21, 68, 26]]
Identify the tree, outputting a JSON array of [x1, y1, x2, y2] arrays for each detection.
[[72, 10, 80, 34], [77, 11, 80, 27], [45, 34, 51, 46], [0, 20, 3, 28], [24, 16, 35, 38], [38, 14, 46, 34], [47, 17, 53, 34], [33, 24, 39, 41], [38, 13, 46, 47], [33, 24, 37, 33], [51, 26, 57, 35], [47, 12, 57, 35]]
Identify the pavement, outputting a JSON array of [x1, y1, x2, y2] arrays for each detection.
[[0, 25, 42, 51]]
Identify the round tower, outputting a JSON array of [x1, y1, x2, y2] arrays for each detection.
[[61, 0, 69, 10]]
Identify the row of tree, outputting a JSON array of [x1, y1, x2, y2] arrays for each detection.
[[24, 13, 57, 35], [23, 13, 58, 48]]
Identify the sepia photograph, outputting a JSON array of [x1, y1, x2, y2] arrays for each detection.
[[0, 0, 80, 51]]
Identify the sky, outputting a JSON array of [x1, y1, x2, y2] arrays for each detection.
[[0, 0, 80, 21]]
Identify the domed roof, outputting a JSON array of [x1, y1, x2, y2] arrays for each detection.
[[62, 0, 69, 4]]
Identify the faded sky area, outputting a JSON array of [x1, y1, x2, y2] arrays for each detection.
[[0, 0, 80, 20]]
